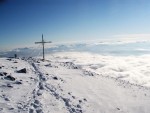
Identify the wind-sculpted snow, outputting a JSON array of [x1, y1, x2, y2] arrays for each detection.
[[1, 57, 150, 113], [51, 52, 150, 87]]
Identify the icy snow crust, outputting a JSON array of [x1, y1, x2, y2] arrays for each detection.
[[0, 56, 150, 113]]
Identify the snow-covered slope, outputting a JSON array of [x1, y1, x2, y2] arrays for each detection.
[[0, 57, 150, 113]]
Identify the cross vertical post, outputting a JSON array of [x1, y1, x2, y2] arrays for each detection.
[[42, 34, 45, 60], [35, 34, 52, 61]]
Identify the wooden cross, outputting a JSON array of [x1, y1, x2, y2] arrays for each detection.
[[35, 34, 52, 61]]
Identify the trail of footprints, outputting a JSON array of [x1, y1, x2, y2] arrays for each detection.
[[27, 59, 86, 113]]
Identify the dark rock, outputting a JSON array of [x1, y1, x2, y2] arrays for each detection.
[[0, 67, 2, 69], [4, 75, 15, 81], [13, 61, 18, 63], [79, 110, 83, 113], [9, 108, 14, 110], [33, 104, 39, 108], [37, 61, 40, 63], [7, 58, 12, 61], [53, 76, 58, 80], [83, 98, 87, 101], [7, 84, 13, 88], [3, 72, 7, 75], [79, 100, 82, 103], [72, 96, 75, 99], [37, 91, 42, 96], [15, 81, 22, 84], [117, 108, 120, 110], [0, 72, 7, 76], [17, 68, 27, 73], [39, 82, 44, 90], [71, 108, 75, 112], [29, 77, 34, 79], [5, 98, 10, 101], [11, 67, 17, 69], [74, 66, 78, 69], [63, 98, 70, 107], [0, 108, 3, 111], [41, 77, 46, 81], [34, 100, 40, 104], [36, 109, 43, 113], [29, 109, 34, 113], [77, 104, 81, 108], [45, 64, 52, 67]]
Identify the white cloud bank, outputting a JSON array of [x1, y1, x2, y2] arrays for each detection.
[[48, 52, 150, 87]]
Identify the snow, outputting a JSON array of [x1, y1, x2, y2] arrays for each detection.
[[0, 56, 150, 113]]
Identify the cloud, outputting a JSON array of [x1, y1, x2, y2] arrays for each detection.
[[51, 52, 150, 87]]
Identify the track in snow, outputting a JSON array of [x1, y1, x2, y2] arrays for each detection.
[[27, 58, 84, 113]]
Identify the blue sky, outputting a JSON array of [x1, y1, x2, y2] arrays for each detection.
[[0, 0, 150, 50]]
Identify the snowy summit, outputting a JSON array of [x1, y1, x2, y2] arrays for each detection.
[[1, 0, 150, 113], [0, 55, 150, 113]]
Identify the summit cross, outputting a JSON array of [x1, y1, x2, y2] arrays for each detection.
[[35, 34, 52, 61]]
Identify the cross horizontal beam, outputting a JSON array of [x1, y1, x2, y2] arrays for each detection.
[[35, 41, 52, 44]]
